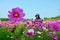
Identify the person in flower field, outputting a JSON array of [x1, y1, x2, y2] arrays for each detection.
[[35, 14, 43, 31], [35, 14, 43, 23]]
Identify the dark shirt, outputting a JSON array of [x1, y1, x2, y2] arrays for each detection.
[[35, 18, 43, 23]]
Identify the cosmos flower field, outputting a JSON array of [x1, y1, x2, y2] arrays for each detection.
[[0, 7, 60, 40]]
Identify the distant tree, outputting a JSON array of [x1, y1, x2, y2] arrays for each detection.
[[1, 18, 9, 21]]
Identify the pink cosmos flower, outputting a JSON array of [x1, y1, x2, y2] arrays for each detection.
[[8, 7, 25, 21], [56, 20, 60, 24], [9, 21, 20, 26], [25, 29, 34, 38], [48, 23, 60, 32], [1, 22, 9, 27], [52, 34, 58, 40]]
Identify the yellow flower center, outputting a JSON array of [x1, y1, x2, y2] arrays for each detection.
[[14, 13, 18, 16], [13, 12, 19, 17]]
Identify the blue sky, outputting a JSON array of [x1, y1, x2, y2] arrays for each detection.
[[0, 0, 60, 19]]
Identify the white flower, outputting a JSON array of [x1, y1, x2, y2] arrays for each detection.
[[42, 27, 48, 31], [28, 29, 34, 34], [37, 31, 41, 34], [53, 31, 56, 34], [45, 29, 48, 31], [42, 27, 46, 30]]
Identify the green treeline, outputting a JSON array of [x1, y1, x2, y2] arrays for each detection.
[[0, 18, 9, 21], [44, 15, 60, 21], [0, 15, 60, 21]]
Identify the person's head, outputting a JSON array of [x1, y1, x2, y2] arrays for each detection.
[[35, 14, 40, 19]]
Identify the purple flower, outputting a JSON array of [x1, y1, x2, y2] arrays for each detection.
[[35, 22, 42, 31], [8, 7, 25, 21], [34, 19, 43, 31], [48, 23, 60, 32], [37, 25, 42, 31], [1, 22, 8, 27], [25, 29, 34, 38], [52, 34, 58, 40]]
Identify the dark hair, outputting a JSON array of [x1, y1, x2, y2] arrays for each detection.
[[35, 14, 40, 19]]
